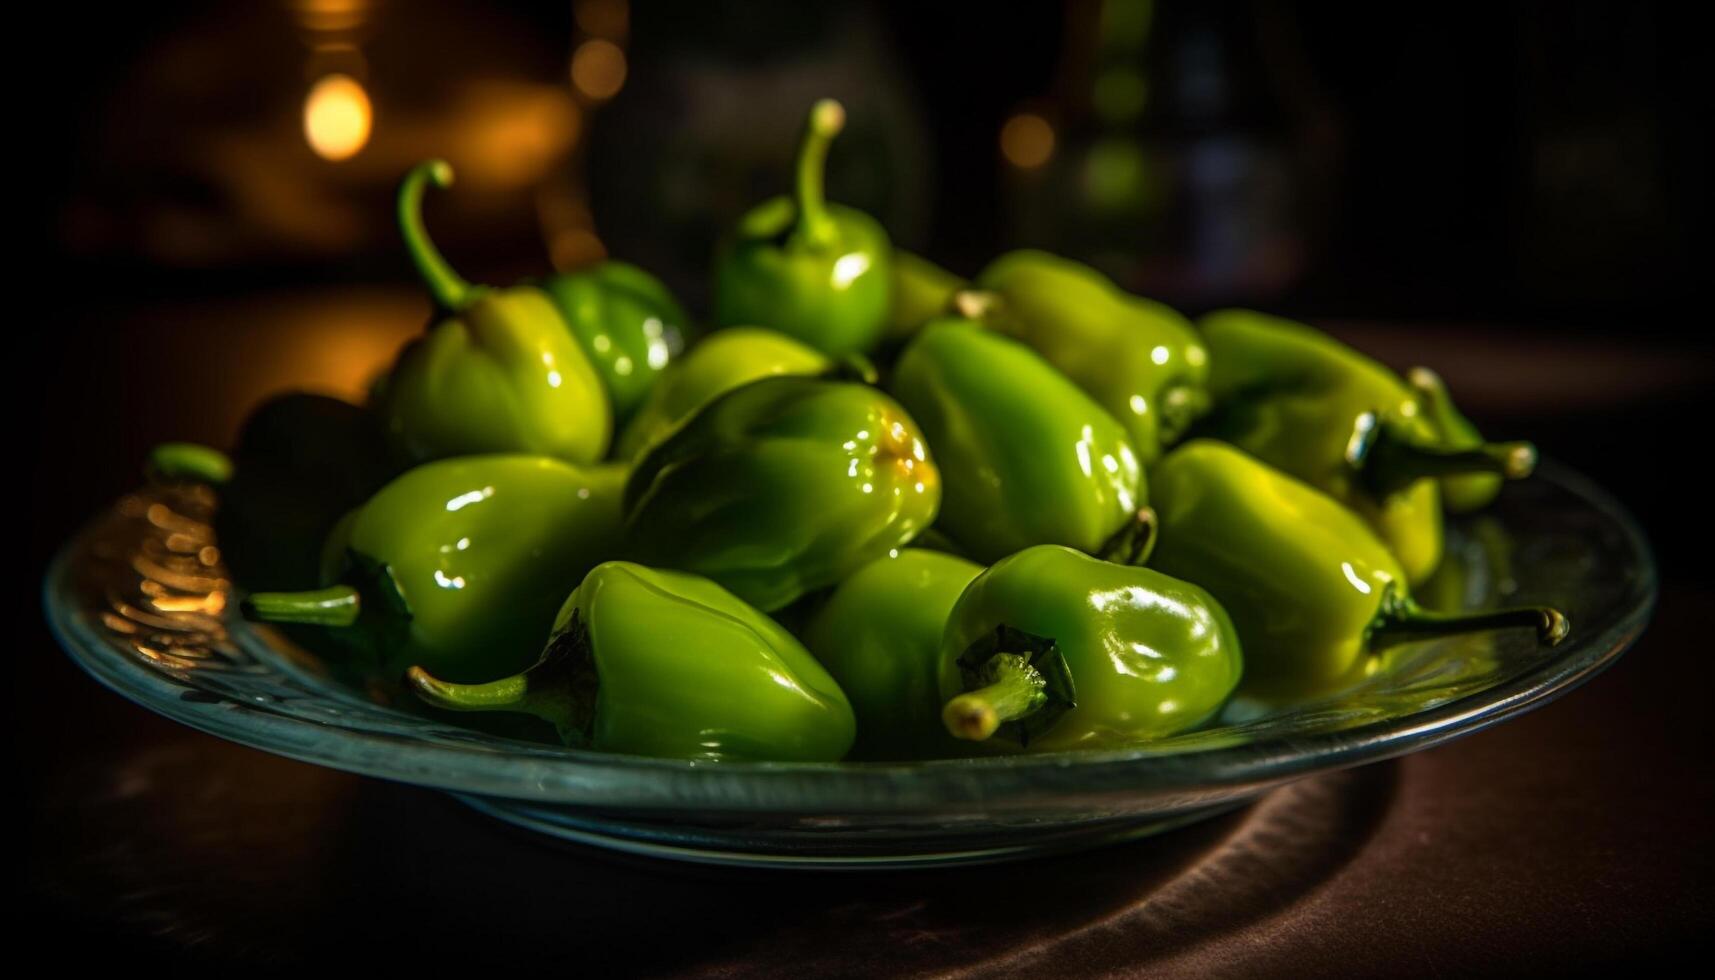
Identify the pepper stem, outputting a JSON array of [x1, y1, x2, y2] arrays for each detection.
[[1350, 412, 1538, 499], [1369, 593, 1570, 653], [942, 653, 1048, 741], [397, 159, 478, 312], [1097, 506, 1158, 566], [147, 443, 234, 486], [407, 613, 598, 745], [951, 288, 1002, 322], [242, 585, 362, 627], [792, 99, 845, 248]]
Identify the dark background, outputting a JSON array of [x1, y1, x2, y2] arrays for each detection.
[[25, 0, 1711, 972]]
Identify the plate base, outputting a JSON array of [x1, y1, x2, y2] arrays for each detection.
[[451, 794, 1255, 869]]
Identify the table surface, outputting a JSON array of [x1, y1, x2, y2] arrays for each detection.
[[24, 290, 1713, 973]]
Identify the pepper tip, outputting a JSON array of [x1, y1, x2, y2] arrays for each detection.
[[810, 98, 846, 136], [424, 159, 455, 189], [1502, 442, 1538, 480], [943, 694, 999, 741], [1538, 609, 1571, 646]]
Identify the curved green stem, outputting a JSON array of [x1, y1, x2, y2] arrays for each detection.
[[1351, 412, 1537, 498], [792, 99, 845, 247], [398, 159, 477, 312], [407, 618, 597, 744], [242, 585, 361, 627], [147, 442, 234, 486], [1369, 595, 1569, 653], [942, 653, 1048, 741]]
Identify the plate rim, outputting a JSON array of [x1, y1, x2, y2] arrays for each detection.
[[43, 458, 1657, 813]]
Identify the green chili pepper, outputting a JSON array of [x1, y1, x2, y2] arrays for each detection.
[[884, 250, 965, 347], [954, 249, 1210, 463], [1405, 367, 1521, 514], [1198, 309, 1536, 583], [242, 455, 627, 684], [408, 561, 855, 761], [936, 544, 1242, 752], [613, 327, 829, 460], [803, 549, 986, 760], [890, 318, 1149, 565], [1147, 440, 1567, 704], [147, 393, 396, 592], [540, 261, 690, 425], [623, 375, 939, 612], [711, 99, 892, 356], [377, 160, 611, 464]]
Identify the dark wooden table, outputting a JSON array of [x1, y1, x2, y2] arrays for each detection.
[[24, 291, 1712, 973]]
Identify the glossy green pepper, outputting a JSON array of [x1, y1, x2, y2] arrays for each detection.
[[1406, 366, 1518, 514], [242, 455, 626, 684], [883, 250, 964, 347], [1198, 309, 1535, 583], [408, 562, 855, 761], [711, 99, 892, 356], [803, 549, 985, 760], [623, 375, 939, 611], [147, 393, 396, 592], [1147, 440, 1566, 704], [540, 261, 690, 425], [890, 318, 1149, 565], [378, 160, 611, 464], [614, 327, 829, 459], [958, 249, 1210, 463], [936, 545, 1243, 752]]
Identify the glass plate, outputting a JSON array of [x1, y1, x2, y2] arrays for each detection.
[[44, 461, 1655, 868]]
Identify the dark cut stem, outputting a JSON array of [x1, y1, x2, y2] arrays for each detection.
[[1369, 595, 1570, 654], [1097, 506, 1158, 567], [147, 443, 234, 486], [407, 614, 597, 745], [942, 653, 1047, 741], [242, 585, 362, 627], [1349, 412, 1538, 499], [397, 159, 479, 312], [820, 353, 879, 385]]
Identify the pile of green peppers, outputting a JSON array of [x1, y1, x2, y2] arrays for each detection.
[[147, 98, 1568, 763]]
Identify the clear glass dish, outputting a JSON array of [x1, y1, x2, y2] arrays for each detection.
[[44, 461, 1655, 868]]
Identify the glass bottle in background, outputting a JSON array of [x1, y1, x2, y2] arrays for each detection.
[[1002, 0, 1338, 309]]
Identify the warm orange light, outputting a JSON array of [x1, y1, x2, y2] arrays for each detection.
[[571, 39, 627, 101], [1000, 113, 1056, 169], [303, 74, 372, 161]]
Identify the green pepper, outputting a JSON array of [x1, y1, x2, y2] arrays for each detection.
[[1198, 309, 1536, 583], [1147, 440, 1567, 704], [378, 160, 611, 464], [711, 99, 892, 356], [883, 250, 965, 347], [613, 327, 829, 460], [241, 455, 627, 684], [408, 562, 855, 761], [147, 393, 396, 592], [1405, 366, 1522, 514], [623, 375, 939, 611], [803, 549, 985, 760], [890, 318, 1149, 565], [936, 545, 1243, 752], [957, 249, 1210, 463], [540, 261, 690, 425]]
